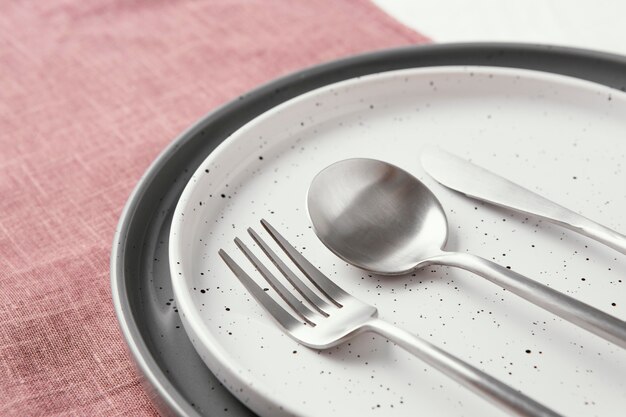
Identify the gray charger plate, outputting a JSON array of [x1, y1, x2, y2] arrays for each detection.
[[111, 43, 626, 417]]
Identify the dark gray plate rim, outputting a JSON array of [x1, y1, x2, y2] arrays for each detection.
[[110, 42, 626, 417]]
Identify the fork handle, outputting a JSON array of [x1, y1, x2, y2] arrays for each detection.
[[365, 318, 562, 417]]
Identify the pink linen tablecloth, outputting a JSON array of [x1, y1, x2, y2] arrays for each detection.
[[0, 1, 427, 415]]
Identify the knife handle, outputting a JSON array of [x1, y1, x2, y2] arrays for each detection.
[[571, 215, 626, 255], [435, 251, 626, 349]]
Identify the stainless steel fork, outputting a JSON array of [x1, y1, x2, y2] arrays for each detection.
[[219, 219, 562, 417]]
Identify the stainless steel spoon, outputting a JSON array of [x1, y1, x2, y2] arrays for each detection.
[[307, 158, 626, 348]]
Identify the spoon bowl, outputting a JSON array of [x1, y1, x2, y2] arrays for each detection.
[[307, 158, 448, 274], [307, 158, 626, 348]]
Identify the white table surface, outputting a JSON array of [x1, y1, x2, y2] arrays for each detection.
[[374, 0, 626, 57]]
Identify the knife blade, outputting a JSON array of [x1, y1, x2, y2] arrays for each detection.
[[420, 147, 626, 255]]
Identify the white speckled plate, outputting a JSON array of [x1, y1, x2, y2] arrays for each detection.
[[170, 66, 626, 417]]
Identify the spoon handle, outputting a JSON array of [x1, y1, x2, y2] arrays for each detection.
[[367, 318, 562, 417], [437, 252, 626, 349]]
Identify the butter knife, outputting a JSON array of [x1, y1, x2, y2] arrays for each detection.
[[421, 147, 626, 255]]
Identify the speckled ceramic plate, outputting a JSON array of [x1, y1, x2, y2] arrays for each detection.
[[112, 44, 626, 417], [169, 65, 626, 417]]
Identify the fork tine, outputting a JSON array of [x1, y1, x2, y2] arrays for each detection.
[[248, 228, 331, 316], [218, 249, 305, 329], [261, 219, 347, 307], [234, 237, 318, 326]]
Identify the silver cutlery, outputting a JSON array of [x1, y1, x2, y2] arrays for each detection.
[[219, 219, 562, 417], [421, 147, 626, 255], [307, 158, 626, 348]]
